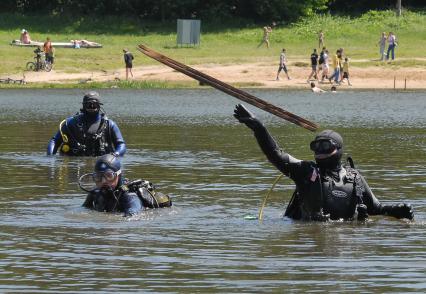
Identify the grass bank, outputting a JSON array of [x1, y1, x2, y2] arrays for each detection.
[[0, 79, 264, 89], [0, 80, 195, 89], [0, 10, 424, 79]]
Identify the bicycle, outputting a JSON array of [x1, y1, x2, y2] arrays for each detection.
[[26, 51, 52, 72]]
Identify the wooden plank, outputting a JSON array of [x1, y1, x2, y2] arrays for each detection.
[[137, 44, 319, 131]]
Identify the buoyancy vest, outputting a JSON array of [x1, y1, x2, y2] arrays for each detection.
[[59, 113, 112, 156], [88, 179, 172, 213], [285, 164, 363, 221], [120, 179, 172, 209], [320, 167, 363, 220]]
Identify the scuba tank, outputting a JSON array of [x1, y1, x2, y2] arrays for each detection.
[[125, 179, 172, 208]]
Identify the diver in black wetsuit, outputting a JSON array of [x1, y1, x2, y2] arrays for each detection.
[[233, 104, 414, 221], [81, 154, 172, 216], [46, 91, 126, 157]]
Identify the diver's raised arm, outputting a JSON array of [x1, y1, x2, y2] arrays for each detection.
[[233, 104, 300, 176]]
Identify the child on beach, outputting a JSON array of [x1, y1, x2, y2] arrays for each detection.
[[378, 32, 387, 61], [123, 48, 134, 80], [258, 25, 273, 48], [341, 57, 352, 86], [318, 31, 324, 49], [276, 48, 291, 81]]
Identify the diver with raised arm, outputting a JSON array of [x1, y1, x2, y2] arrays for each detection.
[[233, 104, 414, 221]]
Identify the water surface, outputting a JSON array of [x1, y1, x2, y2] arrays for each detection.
[[0, 89, 425, 292]]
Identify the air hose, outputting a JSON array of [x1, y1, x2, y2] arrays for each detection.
[[258, 173, 284, 221]]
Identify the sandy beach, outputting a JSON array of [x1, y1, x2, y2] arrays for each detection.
[[8, 60, 426, 90]]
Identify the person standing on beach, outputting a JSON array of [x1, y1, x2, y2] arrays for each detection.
[[123, 49, 134, 80], [307, 49, 319, 83], [341, 57, 352, 86], [276, 48, 291, 81], [337, 48, 345, 81], [318, 30, 324, 49], [43, 37, 54, 66], [320, 49, 329, 82], [329, 49, 341, 85], [378, 32, 387, 61], [386, 32, 397, 61], [257, 25, 273, 48]]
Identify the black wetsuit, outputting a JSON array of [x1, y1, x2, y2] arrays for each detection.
[[252, 125, 386, 221], [83, 179, 172, 216], [83, 183, 142, 216]]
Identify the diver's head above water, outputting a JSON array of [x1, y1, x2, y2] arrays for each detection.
[[310, 129, 343, 169], [81, 91, 103, 117], [93, 154, 122, 191]]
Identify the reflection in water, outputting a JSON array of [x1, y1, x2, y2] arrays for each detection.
[[0, 89, 425, 292]]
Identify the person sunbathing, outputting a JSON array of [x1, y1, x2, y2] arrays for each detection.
[[20, 29, 32, 44], [70, 39, 98, 48]]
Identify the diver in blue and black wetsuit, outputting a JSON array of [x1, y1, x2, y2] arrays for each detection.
[[46, 91, 126, 157], [81, 154, 172, 216], [234, 104, 414, 221]]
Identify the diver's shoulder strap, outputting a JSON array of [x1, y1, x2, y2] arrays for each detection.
[[345, 167, 365, 204], [93, 115, 108, 140]]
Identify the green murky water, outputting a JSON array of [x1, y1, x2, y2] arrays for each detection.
[[0, 89, 425, 292]]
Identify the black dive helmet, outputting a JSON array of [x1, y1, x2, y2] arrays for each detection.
[[310, 129, 343, 169], [81, 91, 103, 117]]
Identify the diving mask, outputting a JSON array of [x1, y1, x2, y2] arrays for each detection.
[[83, 101, 100, 113], [310, 139, 338, 154], [93, 169, 121, 182]]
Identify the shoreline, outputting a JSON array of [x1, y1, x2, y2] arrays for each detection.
[[1, 61, 425, 90]]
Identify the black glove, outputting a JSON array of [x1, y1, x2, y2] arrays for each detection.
[[311, 210, 330, 222], [356, 204, 368, 221], [382, 203, 414, 220], [233, 104, 262, 131]]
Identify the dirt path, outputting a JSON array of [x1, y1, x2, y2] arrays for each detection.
[[8, 61, 426, 90]]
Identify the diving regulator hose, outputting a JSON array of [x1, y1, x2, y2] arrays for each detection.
[[258, 173, 284, 221]]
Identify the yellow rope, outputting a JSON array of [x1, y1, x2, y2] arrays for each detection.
[[258, 174, 284, 221]]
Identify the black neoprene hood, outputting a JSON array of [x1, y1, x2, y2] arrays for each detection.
[[313, 129, 343, 149], [83, 91, 103, 105], [94, 154, 121, 172]]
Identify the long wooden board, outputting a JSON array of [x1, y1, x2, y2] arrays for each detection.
[[137, 44, 319, 131]]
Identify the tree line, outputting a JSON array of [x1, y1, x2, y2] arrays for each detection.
[[2, 0, 424, 22]]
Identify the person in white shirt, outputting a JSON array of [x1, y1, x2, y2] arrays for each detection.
[[276, 48, 291, 81]]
